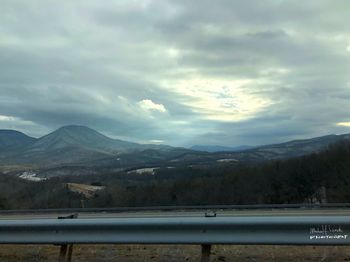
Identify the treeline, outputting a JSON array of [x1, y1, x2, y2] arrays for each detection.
[[87, 141, 350, 207], [1, 141, 350, 209]]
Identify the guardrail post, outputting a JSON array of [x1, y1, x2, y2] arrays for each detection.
[[57, 214, 78, 262], [66, 244, 74, 262], [58, 245, 68, 262], [201, 244, 211, 262]]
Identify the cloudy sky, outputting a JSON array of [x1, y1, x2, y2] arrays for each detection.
[[1, 0, 350, 147]]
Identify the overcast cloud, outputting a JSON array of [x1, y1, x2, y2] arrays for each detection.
[[1, 0, 350, 147]]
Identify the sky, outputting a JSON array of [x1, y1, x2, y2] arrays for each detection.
[[1, 0, 350, 147]]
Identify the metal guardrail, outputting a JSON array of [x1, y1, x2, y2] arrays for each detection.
[[0, 215, 349, 245], [1, 211, 350, 261]]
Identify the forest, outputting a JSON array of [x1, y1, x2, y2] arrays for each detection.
[[1, 141, 350, 210]]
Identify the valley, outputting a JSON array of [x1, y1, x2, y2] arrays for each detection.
[[1, 125, 349, 179]]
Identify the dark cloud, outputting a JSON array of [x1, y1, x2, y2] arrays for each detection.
[[1, 0, 350, 146]]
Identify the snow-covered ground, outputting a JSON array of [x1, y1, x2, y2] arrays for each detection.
[[217, 158, 239, 163], [128, 167, 159, 175], [18, 171, 46, 182]]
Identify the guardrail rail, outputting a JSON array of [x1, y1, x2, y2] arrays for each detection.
[[1, 205, 350, 261]]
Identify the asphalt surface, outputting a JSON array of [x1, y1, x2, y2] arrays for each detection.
[[1, 208, 350, 220]]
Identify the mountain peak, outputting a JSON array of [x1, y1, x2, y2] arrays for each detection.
[[55, 125, 98, 135], [57, 125, 93, 131], [30, 125, 113, 151], [50, 125, 113, 142], [23, 125, 140, 159]]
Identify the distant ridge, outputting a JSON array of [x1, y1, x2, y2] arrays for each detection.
[[0, 130, 36, 150], [0, 125, 155, 165], [27, 125, 139, 153], [0, 125, 184, 166], [0, 125, 349, 175], [190, 145, 253, 152], [171, 133, 350, 164]]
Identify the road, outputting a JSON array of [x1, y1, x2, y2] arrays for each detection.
[[1, 208, 350, 220]]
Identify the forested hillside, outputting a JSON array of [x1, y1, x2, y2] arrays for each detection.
[[89, 140, 350, 207], [1, 141, 350, 209]]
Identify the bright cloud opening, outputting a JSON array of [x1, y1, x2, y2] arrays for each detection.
[[0, 115, 15, 121], [0, 115, 36, 128], [166, 47, 180, 58], [337, 122, 350, 127], [138, 99, 167, 113], [260, 67, 290, 76], [149, 139, 165, 144], [163, 78, 272, 122]]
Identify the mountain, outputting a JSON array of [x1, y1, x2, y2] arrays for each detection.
[[1, 125, 349, 176], [26, 125, 139, 153], [1, 125, 145, 165], [190, 145, 253, 152], [0, 125, 187, 167], [0, 130, 36, 150], [171, 134, 350, 165], [251, 134, 348, 160]]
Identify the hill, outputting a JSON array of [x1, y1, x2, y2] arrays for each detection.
[[0, 125, 188, 168], [88, 139, 350, 207], [173, 134, 350, 164], [13, 125, 143, 165], [190, 145, 253, 152], [0, 130, 36, 150], [27, 125, 139, 153], [0, 126, 349, 177], [1, 139, 350, 209]]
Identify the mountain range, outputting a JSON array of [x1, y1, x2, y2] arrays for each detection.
[[190, 145, 253, 153], [0, 125, 349, 176], [0, 125, 176, 166]]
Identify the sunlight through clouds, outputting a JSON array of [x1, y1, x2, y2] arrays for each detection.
[[0, 115, 15, 121], [164, 78, 273, 121], [0, 115, 37, 131], [337, 122, 350, 127], [1, 0, 350, 146], [166, 47, 181, 59]]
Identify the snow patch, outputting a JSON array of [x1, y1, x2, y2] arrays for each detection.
[[19, 171, 46, 182]]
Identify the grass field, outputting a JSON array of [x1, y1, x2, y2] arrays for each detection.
[[0, 245, 349, 261]]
